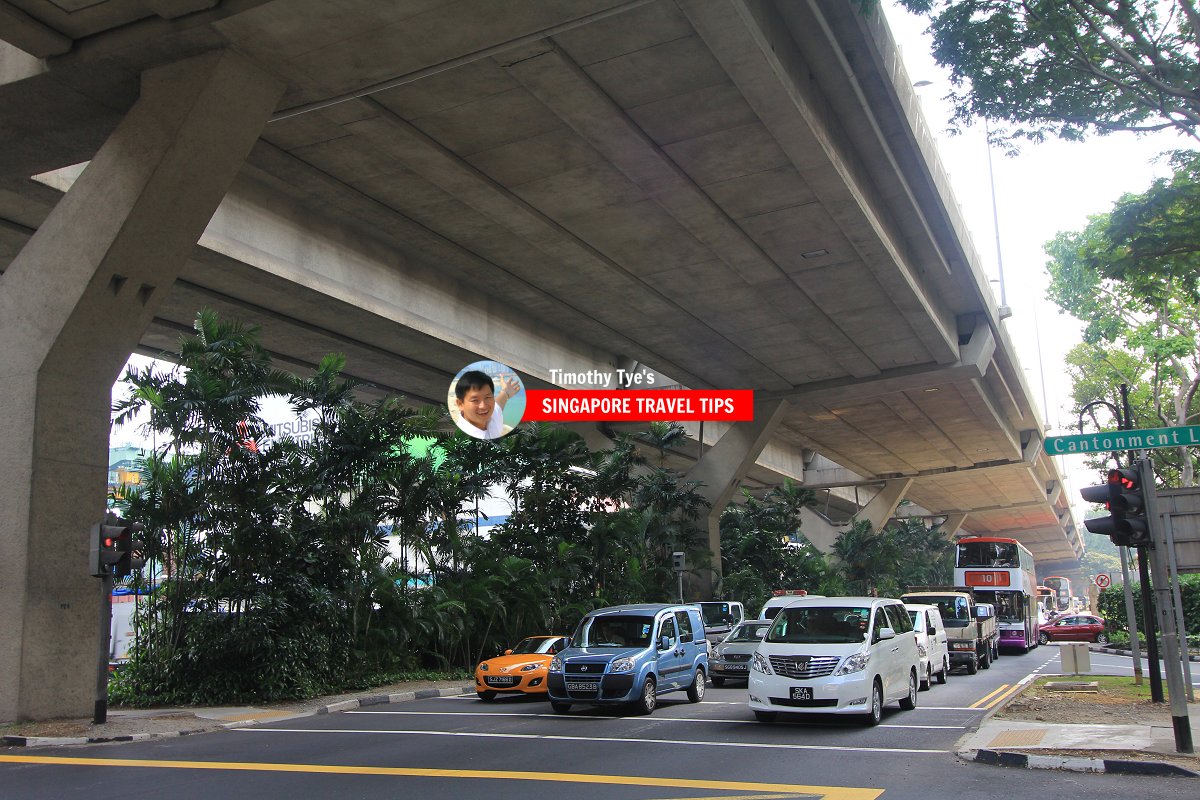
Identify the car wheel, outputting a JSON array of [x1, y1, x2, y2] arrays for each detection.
[[1038, 632, 1049, 645], [920, 663, 931, 691], [1096, 632, 1109, 644], [633, 676, 657, 715], [550, 701, 571, 714], [966, 655, 978, 675], [936, 657, 948, 685], [862, 679, 883, 726], [477, 691, 497, 702], [899, 669, 918, 710], [711, 676, 725, 688], [754, 710, 777, 723], [686, 668, 706, 703]]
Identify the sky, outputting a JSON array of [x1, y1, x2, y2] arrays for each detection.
[[882, 2, 1193, 522], [112, 5, 1195, 525]]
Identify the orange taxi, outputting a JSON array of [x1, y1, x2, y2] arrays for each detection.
[[475, 636, 569, 701]]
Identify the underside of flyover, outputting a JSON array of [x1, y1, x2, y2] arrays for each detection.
[[0, 0, 1080, 721]]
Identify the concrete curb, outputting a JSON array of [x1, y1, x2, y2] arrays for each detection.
[[2, 686, 472, 749], [955, 671, 1199, 778], [1093, 645, 1200, 662], [960, 747, 1200, 777]]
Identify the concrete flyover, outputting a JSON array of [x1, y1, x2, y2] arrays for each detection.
[[0, 1, 1080, 721]]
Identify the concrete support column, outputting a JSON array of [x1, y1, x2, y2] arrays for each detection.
[[0, 50, 283, 722], [852, 478, 914, 532], [938, 513, 968, 539], [686, 400, 789, 597]]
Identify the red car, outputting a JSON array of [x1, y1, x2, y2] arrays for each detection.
[[1038, 614, 1109, 644]]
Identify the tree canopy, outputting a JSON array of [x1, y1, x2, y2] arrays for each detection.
[[896, 1, 1200, 146], [1046, 151, 1200, 484]]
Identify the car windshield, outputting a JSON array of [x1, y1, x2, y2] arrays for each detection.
[[576, 615, 654, 648], [766, 606, 871, 644], [509, 637, 553, 655], [911, 596, 973, 628], [726, 623, 769, 642], [696, 602, 737, 627]]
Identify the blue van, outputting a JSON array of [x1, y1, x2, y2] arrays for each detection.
[[547, 603, 708, 714]]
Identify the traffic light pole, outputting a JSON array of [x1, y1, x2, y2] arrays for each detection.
[[94, 570, 113, 724], [1137, 547, 1165, 703], [1116, 387, 1164, 704]]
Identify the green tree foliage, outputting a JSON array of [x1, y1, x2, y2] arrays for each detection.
[[1080, 532, 1123, 580], [895, 1, 1200, 146], [1097, 574, 1200, 640], [110, 322, 716, 703], [832, 517, 955, 597], [1047, 151, 1200, 485], [719, 482, 844, 615]]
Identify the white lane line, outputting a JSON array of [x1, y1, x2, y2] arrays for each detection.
[[235, 727, 945, 754], [344, 710, 964, 729]]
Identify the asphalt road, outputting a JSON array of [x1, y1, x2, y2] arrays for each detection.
[[2, 646, 1195, 799]]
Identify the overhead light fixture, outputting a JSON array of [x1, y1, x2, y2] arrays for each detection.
[[800, 249, 829, 259], [924, 387, 939, 393]]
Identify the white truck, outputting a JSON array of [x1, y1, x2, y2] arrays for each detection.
[[901, 587, 997, 674]]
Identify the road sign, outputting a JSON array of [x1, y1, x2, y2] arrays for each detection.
[[1094, 573, 1111, 589], [1044, 425, 1200, 456]]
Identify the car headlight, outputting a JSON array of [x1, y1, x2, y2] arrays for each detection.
[[834, 651, 869, 676], [549, 656, 563, 672], [479, 663, 489, 671], [611, 657, 634, 673], [751, 652, 773, 674], [917, 644, 928, 658], [520, 663, 539, 672]]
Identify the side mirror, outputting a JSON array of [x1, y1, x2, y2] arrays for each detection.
[[878, 627, 896, 640], [659, 635, 672, 651], [927, 625, 937, 635]]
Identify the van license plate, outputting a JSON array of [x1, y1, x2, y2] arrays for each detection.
[[790, 686, 812, 701], [566, 682, 597, 692], [725, 664, 748, 671]]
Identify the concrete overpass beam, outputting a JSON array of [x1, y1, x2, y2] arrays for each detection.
[[0, 50, 283, 722], [686, 400, 789, 596], [852, 478, 914, 532]]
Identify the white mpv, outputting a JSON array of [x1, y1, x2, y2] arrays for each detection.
[[748, 596, 921, 726]]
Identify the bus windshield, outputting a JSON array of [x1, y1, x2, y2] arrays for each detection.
[[956, 540, 1018, 567]]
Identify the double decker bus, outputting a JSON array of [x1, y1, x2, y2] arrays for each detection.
[[954, 536, 1040, 652], [1042, 576, 1072, 613], [1036, 586, 1055, 617]]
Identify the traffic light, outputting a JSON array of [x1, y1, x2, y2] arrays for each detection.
[[89, 521, 125, 576], [113, 522, 147, 579], [89, 518, 147, 577], [1080, 465, 1151, 547]]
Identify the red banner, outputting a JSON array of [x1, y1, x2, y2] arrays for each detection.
[[524, 390, 754, 422]]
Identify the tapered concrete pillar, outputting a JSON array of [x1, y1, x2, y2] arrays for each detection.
[[938, 513, 968, 539], [851, 478, 914, 532], [686, 400, 789, 597], [0, 50, 283, 722]]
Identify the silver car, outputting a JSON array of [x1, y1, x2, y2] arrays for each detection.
[[709, 620, 771, 686]]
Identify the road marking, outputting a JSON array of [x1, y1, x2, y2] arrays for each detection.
[[968, 685, 1011, 709], [0, 754, 882, 800], [233, 726, 945, 755], [345, 714, 964, 734]]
